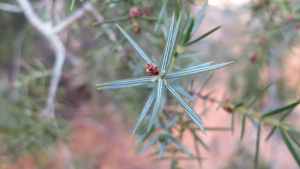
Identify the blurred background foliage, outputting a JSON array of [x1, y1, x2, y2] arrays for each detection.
[[0, 0, 300, 169]]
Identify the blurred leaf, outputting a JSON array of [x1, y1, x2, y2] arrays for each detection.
[[265, 107, 295, 141], [168, 135, 190, 156], [280, 128, 300, 167], [191, 0, 208, 34], [262, 100, 300, 118], [135, 131, 152, 145], [139, 16, 166, 21], [240, 114, 247, 141], [117, 25, 152, 63], [166, 118, 178, 128], [290, 135, 300, 148], [190, 129, 210, 151], [248, 116, 259, 128], [70, 0, 76, 10], [288, 129, 300, 137], [197, 72, 213, 94], [94, 23, 114, 39], [158, 117, 167, 131], [182, 18, 194, 43], [254, 122, 261, 169], [159, 142, 165, 158], [204, 127, 231, 131], [154, 0, 168, 32], [179, 51, 206, 58], [93, 17, 131, 25], [231, 112, 235, 134], [138, 137, 159, 154], [132, 85, 157, 136], [184, 25, 221, 46], [247, 83, 272, 108]]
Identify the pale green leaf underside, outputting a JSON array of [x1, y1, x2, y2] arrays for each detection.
[[132, 85, 157, 136], [138, 137, 159, 154], [96, 76, 152, 90], [148, 79, 164, 131], [165, 12, 182, 72], [165, 82, 205, 133], [161, 13, 175, 71], [170, 81, 196, 103]]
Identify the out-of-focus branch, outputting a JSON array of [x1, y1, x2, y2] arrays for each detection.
[[12, 29, 27, 80], [85, 3, 124, 54], [52, 2, 93, 34], [0, 2, 22, 13]]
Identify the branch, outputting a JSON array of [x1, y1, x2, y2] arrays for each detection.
[[0, 2, 22, 13]]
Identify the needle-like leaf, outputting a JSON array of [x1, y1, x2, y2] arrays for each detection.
[[191, 0, 208, 34], [117, 25, 152, 63], [154, 0, 168, 32], [170, 81, 196, 103], [159, 142, 165, 158], [148, 79, 164, 132], [166, 118, 178, 128], [240, 114, 247, 141], [280, 128, 300, 167], [180, 51, 206, 58], [262, 100, 300, 118], [132, 85, 157, 137], [182, 18, 194, 44], [254, 122, 261, 169], [166, 12, 182, 72], [182, 61, 215, 71], [166, 62, 233, 79], [96, 76, 152, 90], [168, 135, 190, 156], [231, 112, 235, 134], [190, 129, 210, 151], [265, 107, 295, 141], [248, 83, 272, 108], [138, 137, 159, 154], [184, 25, 221, 46], [161, 13, 175, 71], [165, 82, 205, 133], [204, 127, 231, 131], [70, 0, 75, 10]]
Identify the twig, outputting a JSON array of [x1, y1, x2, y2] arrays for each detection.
[[0, 2, 22, 13]]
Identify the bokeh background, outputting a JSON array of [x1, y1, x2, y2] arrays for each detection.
[[1, 0, 300, 168]]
